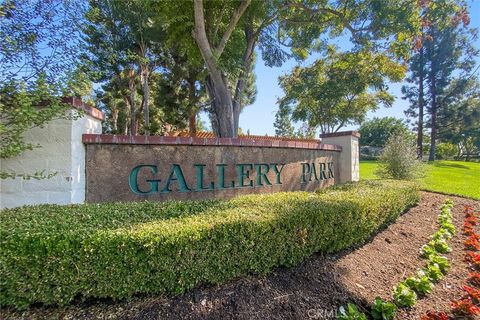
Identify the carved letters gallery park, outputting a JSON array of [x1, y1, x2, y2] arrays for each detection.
[[129, 162, 335, 195], [0, 103, 479, 320]]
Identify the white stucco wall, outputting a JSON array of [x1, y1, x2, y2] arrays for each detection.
[[0, 109, 102, 209], [321, 133, 360, 183]]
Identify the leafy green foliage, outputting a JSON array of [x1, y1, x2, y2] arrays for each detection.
[[427, 254, 450, 274], [338, 303, 367, 320], [0, 180, 419, 309], [423, 264, 444, 282], [393, 283, 417, 308], [376, 133, 425, 180], [277, 48, 405, 135], [438, 203, 456, 235], [359, 117, 412, 148], [435, 142, 458, 160], [274, 103, 295, 137], [0, 1, 85, 179], [371, 297, 397, 320], [405, 274, 434, 296], [421, 244, 437, 258], [432, 228, 453, 241], [428, 239, 452, 254], [0, 0, 83, 83], [0, 76, 68, 179]]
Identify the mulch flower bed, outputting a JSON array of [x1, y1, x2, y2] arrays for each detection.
[[1, 192, 478, 320], [421, 204, 480, 319]]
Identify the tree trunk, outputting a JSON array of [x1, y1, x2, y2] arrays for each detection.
[[140, 64, 150, 135], [464, 138, 472, 161], [232, 97, 241, 136], [127, 69, 137, 136], [112, 108, 118, 133], [232, 18, 256, 135], [455, 143, 462, 160], [205, 74, 235, 137], [417, 44, 425, 160], [208, 77, 234, 138], [187, 77, 198, 136], [428, 45, 437, 162], [123, 96, 130, 135], [193, 0, 250, 138], [188, 113, 197, 136]]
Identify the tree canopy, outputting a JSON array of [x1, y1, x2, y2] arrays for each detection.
[[277, 48, 405, 135], [157, 0, 423, 137], [0, 0, 85, 179], [359, 117, 411, 148]]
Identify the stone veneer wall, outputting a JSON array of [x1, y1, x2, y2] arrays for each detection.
[[0, 99, 104, 209], [1, 119, 359, 208], [81, 134, 359, 203]]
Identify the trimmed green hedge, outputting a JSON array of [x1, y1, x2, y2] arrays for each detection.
[[0, 180, 419, 309]]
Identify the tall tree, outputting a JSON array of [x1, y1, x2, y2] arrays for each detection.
[[402, 41, 427, 158], [188, 0, 422, 137], [403, 0, 475, 161], [424, 21, 477, 161], [153, 50, 205, 136], [191, 0, 275, 137], [437, 77, 480, 160], [83, 0, 163, 135]]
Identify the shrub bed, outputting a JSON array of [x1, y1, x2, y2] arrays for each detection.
[[0, 180, 419, 309]]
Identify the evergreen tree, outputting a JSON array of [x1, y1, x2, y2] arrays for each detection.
[[274, 103, 295, 137], [403, 1, 476, 160], [437, 77, 480, 160]]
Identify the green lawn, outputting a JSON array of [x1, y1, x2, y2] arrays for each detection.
[[360, 160, 480, 200]]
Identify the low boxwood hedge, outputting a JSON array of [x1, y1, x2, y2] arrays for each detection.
[[0, 180, 419, 309]]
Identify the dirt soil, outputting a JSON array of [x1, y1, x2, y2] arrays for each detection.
[[1, 192, 479, 320]]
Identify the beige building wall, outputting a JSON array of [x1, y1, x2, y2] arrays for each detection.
[[320, 131, 360, 183]]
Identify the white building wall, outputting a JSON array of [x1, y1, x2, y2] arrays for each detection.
[[71, 112, 103, 204], [0, 109, 102, 209]]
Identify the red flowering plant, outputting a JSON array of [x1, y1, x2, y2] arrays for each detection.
[[465, 216, 477, 225], [464, 251, 480, 271], [468, 273, 480, 287], [463, 286, 480, 302], [420, 310, 450, 320], [451, 297, 480, 318], [446, 207, 480, 319], [464, 236, 480, 251], [469, 233, 480, 241], [464, 222, 475, 236], [465, 205, 474, 213], [464, 205, 475, 217], [462, 206, 477, 236], [465, 251, 476, 263]]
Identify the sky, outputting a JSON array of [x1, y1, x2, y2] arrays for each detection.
[[201, 0, 480, 136]]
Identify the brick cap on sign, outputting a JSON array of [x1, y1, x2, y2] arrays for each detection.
[[82, 134, 342, 152], [62, 97, 105, 121], [320, 131, 360, 138]]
